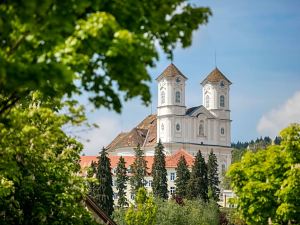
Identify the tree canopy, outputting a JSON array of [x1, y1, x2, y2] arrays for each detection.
[[175, 155, 190, 198], [0, 94, 97, 225], [0, 0, 211, 114], [116, 156, 129, 207], [228, 124, 300, 224]]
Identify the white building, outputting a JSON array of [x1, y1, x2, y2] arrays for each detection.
[[80, 63, 233, 203], [106, 63, 232, 173]]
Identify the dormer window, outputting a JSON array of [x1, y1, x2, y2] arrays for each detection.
[[161, 91, 165, 104], [220, 95, 225, 107], [175, 91, 180, 103]]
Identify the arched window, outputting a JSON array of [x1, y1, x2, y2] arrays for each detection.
[[161, 123, 164, 131], [199, 120, 204, 136], [220, 95, 225, 107], [221, 127, 225, 135], [176, 123, 180, 131], [161, 91, 165, 104], [175, 91, 180, 103], [206, 95, 210, 108]]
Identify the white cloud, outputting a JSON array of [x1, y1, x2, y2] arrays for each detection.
[[257, 91, 300, 137], [81, 116, 121, 155]]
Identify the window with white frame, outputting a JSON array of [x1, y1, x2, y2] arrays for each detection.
[[221, 127, 225, 135], [176, 123, 180, 132], [199, 120, 204, 136], [175, 91, 181, 103], [170, 172, 176, 181], [170, 187, 175, 195], [220, 95, 225, 107], [206, 95, 210, 108]]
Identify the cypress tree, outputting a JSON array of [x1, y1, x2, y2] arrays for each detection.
[[87, 160, 97, 196], [207, 150, 220, 201], [152, 140, 168, 199], [175, 155, 190, 198], [130, 144, 147, 194], [94, 148, 114, 216], [116, 156, 128, 207], [187, 150, 208, 202]]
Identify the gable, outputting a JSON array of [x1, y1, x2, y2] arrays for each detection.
[[186, 105, 215, 118]]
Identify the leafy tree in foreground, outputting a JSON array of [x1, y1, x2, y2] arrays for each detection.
[[228, 124, 300, 225], [116, 156, 129, 207], [94, 148, 114, 216], [0, 95, 97, 225], [0, 0, 211, 115], [130, 144, 147, 194], [187, 151, 208, 202], [125, 188, 157, 225], [152, 140, 168, 199], [207, 151, 220, 201], [175, 155, 190, 198]]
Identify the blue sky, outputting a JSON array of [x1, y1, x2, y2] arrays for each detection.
[[79, 0, 300, 155]]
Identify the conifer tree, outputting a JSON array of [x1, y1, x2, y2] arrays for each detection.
[[152, 140, 168, 199], [207, 151, 220, 201], [94, 148, 114, 216], [87, 160, 97, 196], [130, 144, 148, 194], [175, 155, 190, 198], [116, 156, 128, 207], [187, 151, 208, 202]]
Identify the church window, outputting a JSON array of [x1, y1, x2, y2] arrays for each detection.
[[206, 95, 210, 108], [221, 127, 225, 135], [199, 120, 204, 136], [220, 95, 225, 107], [176, 123, 180, 131], [161, 123, 164, 131], [175, 91, 181, 103], [161, 91, 165, 104]]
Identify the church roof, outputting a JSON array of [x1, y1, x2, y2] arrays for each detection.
[[201, 67, 232, 85], [80, 148, 194, 175], [156, 63, 188, 81], [107, 114, 157, 152], [186, 105, 216, 118]]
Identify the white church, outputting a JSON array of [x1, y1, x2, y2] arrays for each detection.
[[81, 63, 233, 202], [105, 63, 233, 173]]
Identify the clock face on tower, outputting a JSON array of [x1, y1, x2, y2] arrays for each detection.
[[176, 77, 181, 83], [220, 81, 225, 87]]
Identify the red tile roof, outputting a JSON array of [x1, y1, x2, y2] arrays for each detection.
[[156, 63, 188, 81], [201, 67, 232, 85], [80, 149, 194, 174], [106, 115, 157, 152]]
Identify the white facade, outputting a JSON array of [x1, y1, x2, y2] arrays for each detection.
[[156, 64, 232, 171]]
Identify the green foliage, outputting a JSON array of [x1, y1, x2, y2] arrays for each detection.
[[93, 148, 114, 216], [187, 151, 208, 202], [175, 155, 190, 198], [155, 199, 219, 225], [130, 144, 147, 194], [0, 0, 211, 114], [152, 140, 168, 199], [116, 156, 129, 207], [0, 95, 96, 225], [87, 161, 97, 197], [207, 151, 220, 201], [231, 148, 247, 164], [125, 188, 157, 225], [228, 124, 300, 224]]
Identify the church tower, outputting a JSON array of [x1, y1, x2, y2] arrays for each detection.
[[201, 67, 232, 146], [156, 63, 187, 146]]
